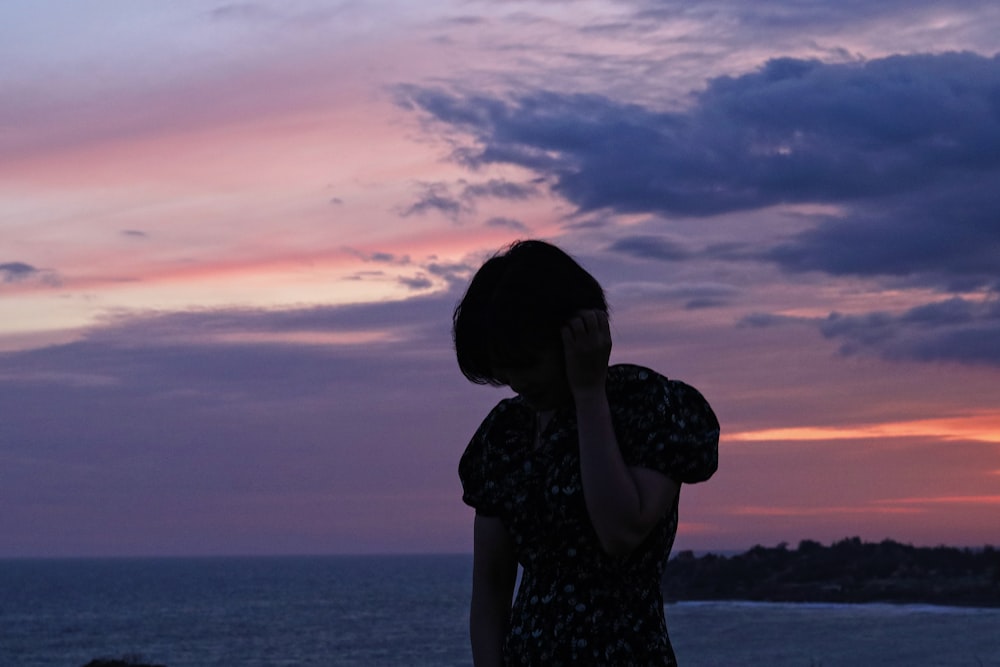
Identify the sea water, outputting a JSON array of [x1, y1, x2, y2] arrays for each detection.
[[1, 555, 998, 667]]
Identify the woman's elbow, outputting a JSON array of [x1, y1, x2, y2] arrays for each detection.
[[597, 525, 651, 557]]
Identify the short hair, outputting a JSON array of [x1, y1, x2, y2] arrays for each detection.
[[453, 240, 607, 385]]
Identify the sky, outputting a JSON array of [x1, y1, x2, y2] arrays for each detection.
[[1, 0, 999, 558]]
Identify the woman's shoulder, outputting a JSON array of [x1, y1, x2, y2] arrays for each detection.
[[607, 363, 720, 483], [459, 398, 518, 501], [606, 363, 667, 396], [607, 363, 716, 418], [608, 363, 706, 395], [608, 363, 664, 381], [605, 364, 668, 419], [461, 396, 530, 458]]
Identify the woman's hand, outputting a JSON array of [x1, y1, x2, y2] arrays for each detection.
[[561, 309, 612, 396], [562, 309, 677, 557]]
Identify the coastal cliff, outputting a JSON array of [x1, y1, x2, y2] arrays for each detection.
[[663, 537, 1000, 607]]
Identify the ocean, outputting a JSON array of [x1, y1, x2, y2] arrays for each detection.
[[1, 555, 998, 667]]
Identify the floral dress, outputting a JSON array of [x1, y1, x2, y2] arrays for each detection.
[[459, 364, 719, 666]]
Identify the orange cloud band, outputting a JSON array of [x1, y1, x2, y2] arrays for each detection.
[[728, 414, 1000, 444]]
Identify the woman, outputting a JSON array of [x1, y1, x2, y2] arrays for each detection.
[[455, 240, 719, 666]]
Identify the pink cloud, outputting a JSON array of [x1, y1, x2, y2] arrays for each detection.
[[732, 505, 923, 517]]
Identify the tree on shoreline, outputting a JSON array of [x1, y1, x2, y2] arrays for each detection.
[[663, 537, 1000, 607]]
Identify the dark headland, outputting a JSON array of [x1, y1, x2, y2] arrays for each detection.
[[663, 537, 1000, 608]]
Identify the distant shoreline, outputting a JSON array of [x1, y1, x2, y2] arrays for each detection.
[[663, 537, 1000, 609], [666, 598, 992, 611], [4, 540, 999, 609]]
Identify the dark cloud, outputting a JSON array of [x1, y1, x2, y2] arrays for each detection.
[[401, 52, 1000, 285], [629, 0, 965, 31], [399, 182, 467, 219], [343, 248, 412, 265], [619, 0, 1000, 57], [402, 52, 1000, 367], [399, 178, 537, 220], [820, 297, 1000, 366], [345, 270, 386, 281], [737, 312, 806, 328], [398, 274, 434, 290], [485, 216, 529, 232], [340, 251, 471, 290], [739, 297, 1000, 367], [683, 298, 727, 310], [611, 280, 738, 309], [441, 15, 489, 27], [426, 260, 476, 289], [462, 178, 537, 200], [0, 261, 60, 286], [766, 182, 1000, 290], [563, 216, 614, 231], [121, 230, 148, 239], [608, 235, 691, 261], [703, 242, 760, 262], [1, 262, 39, 283]]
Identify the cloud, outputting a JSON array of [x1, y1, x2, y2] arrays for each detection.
[[0, 292, 466, 401], [820, 297, 1000, 366], [461, 178, 538, 201], [339, 252, 470, 292], [485, 216, 529, 232], [628, 0, 977, 31], [401, 52, 1000, 287], [0, 262, 39, 283], [610, 280, 739, 310], [399, 182, 467, 219], [0, 293, 494, 555], [209, 3, 275, 22], [878, 495, 1000, 505], [741, 296, 1000, 367], [95, 294, 457, 345], [0, 261, 60, 286], [732, 505, 920, 517], [342, 248, 412, 265], [607, 234, 691, 261], [425, 259, 476, 289], [207, 2, 345, 27], [766, 182, 1000, 290], [399, 178, 538, 220], [737, 312, 807, 328], [402, 52, 1000, 367], [619, 0, 1000, 61], [398, 274, 434, 290]]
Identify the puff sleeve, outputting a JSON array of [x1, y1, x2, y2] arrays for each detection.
[[611, 367, 719, 484], [458, 404, 506, 517]]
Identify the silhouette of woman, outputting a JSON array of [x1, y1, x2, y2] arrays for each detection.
[[455, 240, 719, 666]]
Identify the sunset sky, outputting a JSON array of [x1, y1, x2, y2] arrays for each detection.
[[2, 0, 999, 558]]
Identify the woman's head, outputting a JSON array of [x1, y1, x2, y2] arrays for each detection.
[[453, 240, 607, 385]]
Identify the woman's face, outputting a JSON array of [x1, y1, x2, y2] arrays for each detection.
[[493, 348, 570, 410]]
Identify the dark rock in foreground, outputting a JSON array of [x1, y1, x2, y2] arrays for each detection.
[[82, 657, 166, 667], [664, 537, 1000, 607]]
